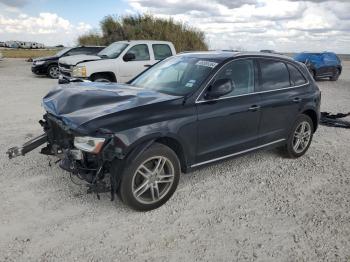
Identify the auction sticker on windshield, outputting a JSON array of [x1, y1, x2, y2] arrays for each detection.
[[196, 60, 218, 68]]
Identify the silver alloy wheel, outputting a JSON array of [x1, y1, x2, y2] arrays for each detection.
[[49, 66, 59, 78], [292, 121, 311, 153], [132, 156, 175, 204]]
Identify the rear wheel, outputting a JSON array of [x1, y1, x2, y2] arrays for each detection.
[[330, 69, 340, 81], [281, 115, 314, 158], [118, 143, 180, 211], [47, 65, 59, 79]]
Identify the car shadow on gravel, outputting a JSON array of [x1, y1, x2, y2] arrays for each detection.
[[33, 147, 284, 212]]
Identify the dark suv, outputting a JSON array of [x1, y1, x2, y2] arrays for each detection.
[[294, 52, 342, 81], [31, 46, 105, 79], [8, 52, 321, 211]]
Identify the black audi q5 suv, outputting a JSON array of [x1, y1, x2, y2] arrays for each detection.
[[8, 51, 321, 211]]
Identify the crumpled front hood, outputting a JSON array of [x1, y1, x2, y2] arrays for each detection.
[[59, 54, 101, 66], [42, 82, 178, 132]]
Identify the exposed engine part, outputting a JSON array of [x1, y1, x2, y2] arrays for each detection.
[[320, 111, 350, 129]]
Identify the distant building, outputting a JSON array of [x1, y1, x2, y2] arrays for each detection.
[[5, 41, 19, 48], [4, 40, 45, 49], [19, 42, 32, 49], [32, 42, 45, 49]]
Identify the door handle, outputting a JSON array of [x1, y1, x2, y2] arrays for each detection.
[[293, 97, 302, 103], [144, 64, 152, 68], [248, 105, 261, 111]]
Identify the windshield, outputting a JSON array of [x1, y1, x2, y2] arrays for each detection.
[[56, 47, 71, 57], [98, 42, 129, 59], [130, 56, 218, 96]]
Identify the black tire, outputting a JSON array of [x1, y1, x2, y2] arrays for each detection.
[[47, 65, 59, 79], [118, 143, 180, 211], [330, 69, 340, 81], [281, 114, 314, 158], [311, 70, 318, 81]]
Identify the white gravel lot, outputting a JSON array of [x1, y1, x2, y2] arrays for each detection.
[[0, 58, 349, 262]]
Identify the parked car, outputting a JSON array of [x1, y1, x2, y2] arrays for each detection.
[[58, 40, 176, 83], [32, 46, 105, 79], [294, 52, 342, 81], [8, 51, 321, 211]]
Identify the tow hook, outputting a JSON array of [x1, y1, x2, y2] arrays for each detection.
[[6, 133, 47, 159]]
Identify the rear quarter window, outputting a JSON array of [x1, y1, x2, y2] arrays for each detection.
[[260, 60, 290, 91], [287, 64, 307, 86]]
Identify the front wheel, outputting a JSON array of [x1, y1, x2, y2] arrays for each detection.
[[281, 115, 314, 158], [118, 143, 180, 211], [47, 65, 59, 79]]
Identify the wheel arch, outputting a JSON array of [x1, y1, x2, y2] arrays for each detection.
[[90, 71, 117, 82], [123, 134, 188, 173], [302, 109, 318, 132], [46, 62, 58, 72], [336, 65, 342, 74]]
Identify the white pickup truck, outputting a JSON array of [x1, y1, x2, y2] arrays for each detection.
[[58, 40, 176, 83]]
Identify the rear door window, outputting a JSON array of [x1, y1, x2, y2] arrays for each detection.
[[287, 64, 307, 86], [152, 44, 173, 60], [259, 60, 290, 91]]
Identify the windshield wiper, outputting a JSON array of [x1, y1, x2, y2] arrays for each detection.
[[99, 54, 109, 58]]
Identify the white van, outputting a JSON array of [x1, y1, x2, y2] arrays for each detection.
[[58, 40, 176, 83]]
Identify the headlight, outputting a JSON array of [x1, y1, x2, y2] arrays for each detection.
[[74, 136, 105, 154], [34, 60, 45, 65], [72, 66, 87, 77]]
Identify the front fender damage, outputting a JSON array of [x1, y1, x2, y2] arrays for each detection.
[[6, 115, 130, 201]]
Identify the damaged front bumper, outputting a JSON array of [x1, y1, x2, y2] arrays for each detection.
[[58, 74, 91, 84], [6, 114, 124, 199]]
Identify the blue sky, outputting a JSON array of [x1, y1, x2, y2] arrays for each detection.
[[0, 0, 349, 52], [21, 0, 130, 27]]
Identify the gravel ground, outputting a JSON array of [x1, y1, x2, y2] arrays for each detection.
[[0, 59, 349, 262]]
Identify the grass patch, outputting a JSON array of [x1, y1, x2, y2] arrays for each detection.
[[1, 48, 60, 58]]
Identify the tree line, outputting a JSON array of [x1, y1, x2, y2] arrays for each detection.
[[78, 14, 208, 52]]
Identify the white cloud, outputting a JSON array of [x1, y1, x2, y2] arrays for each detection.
[[0, 12, 92, 46], [127, 0, 350, 53]]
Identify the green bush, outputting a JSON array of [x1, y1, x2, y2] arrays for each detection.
[[78, 14, 208, 52]]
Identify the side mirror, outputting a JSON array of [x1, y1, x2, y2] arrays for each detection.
[[123, 53, 136, 62], [205, 78, 233, 99]]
